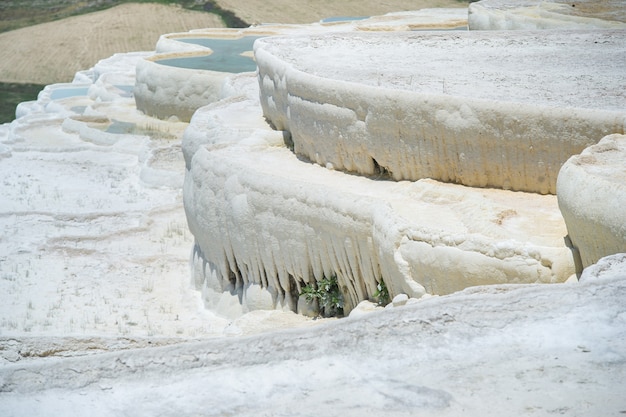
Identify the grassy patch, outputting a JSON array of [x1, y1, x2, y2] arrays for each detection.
[[0, 83, 45, 124], [200, 0, 248, 28]]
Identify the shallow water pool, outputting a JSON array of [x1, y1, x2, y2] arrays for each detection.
[[156, 36, 261, 73], [321, 16, 369, 23], [50, 86, 89, 100]]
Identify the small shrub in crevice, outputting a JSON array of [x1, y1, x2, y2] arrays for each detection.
[[373, 279, 390, 306], [300, 275, 344, 318]]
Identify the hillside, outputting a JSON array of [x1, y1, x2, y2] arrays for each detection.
[[0, 3, 226, 84]]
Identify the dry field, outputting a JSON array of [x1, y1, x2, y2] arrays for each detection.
[[0, 0, 467, 84], [0, 3, 226, 84]]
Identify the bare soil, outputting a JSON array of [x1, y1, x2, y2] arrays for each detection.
[[0, 3, 226, 84]]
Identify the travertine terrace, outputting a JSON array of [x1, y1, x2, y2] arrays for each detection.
[[1, 2, 625, 415]]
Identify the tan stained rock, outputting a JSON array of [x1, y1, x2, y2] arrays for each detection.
[[557, 134, 626, 268]]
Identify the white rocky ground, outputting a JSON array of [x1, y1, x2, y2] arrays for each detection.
[[1, 255, 625, 416], [0, 53, 321, 346], [1, 4, 625, 416]]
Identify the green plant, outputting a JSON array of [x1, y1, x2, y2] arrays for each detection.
[[373, 279, 390, 306], [301, 275, 344, 317], [0, 82, 44, 124], [201, 0, 248, 28]]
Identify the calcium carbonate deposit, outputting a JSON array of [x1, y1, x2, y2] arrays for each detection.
[[1, 2, 625, 416], [469, 0, 626, 30], [255, 30, 625, 193]]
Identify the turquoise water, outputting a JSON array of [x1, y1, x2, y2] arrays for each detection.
[[102, 119, 176, 140], [50, 85, 130, 102], [50, 87, 89, 100], [156, 36, 261, 73], [114, 85, 134, 98], [321, 16, 369, 23], [105, 120, 136, 134], [417, 26, 469, 31]]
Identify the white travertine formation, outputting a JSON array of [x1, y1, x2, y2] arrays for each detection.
[[342, 8, 467, 31], [183, 75, 576, 317], [580, 253, 626, 282], [3, 7, 626, 411], [469, 0, 626, 30], [131, 10, 623, 317], [154, 7, 468, 56], [135, 9, 468, 123], [557, 134, 626, 268], [255, 30, 626, 194], [134, 55, 230, 122]]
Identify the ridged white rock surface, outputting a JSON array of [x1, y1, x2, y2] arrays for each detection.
[[580, 253, 626, 282], [255, 30, 626, 194], [0, 52, 239, 340], [469, 0, 626, 30], [2, 258, 625, 416], [557, 134, 626, 268], [183, 75, 576, 316], [134, 56, 230, 122]]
